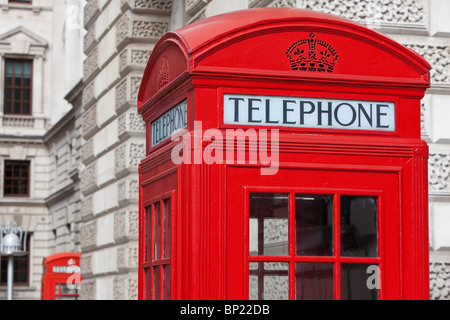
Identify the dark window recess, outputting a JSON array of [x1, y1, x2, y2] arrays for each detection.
[[8, 1, 32, 4], [340, 196, 378, 258], [4, 160, 30, 197]]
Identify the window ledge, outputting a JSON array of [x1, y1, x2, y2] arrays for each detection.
[[0, 286, 36, 292], [0, 3, 51, 13], [0, 198, 46, 206], [2, 115, 35, 128]]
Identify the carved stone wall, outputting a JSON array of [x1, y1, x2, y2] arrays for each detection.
[[405, 44, 450, 86], [430, 262, 450, 300], [250, 0, 427, 29], [185, 0, 212, 23], [303, 0, 425, 24], [116, 12, 169, 50], [79, 0, 170, 300], [429, 153, 450, 194]]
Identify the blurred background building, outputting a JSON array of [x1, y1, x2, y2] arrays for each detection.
[[0, 0, 449, 300]]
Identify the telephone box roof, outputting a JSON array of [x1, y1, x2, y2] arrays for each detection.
[[138, 7, 430, 105]]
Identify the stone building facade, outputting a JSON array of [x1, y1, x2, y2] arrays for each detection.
[[0, 0, 449, 300], [0, 0, 84, 299]]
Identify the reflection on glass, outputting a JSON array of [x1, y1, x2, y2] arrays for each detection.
[[146, 269, 152, 300], [154, 266, 160, 300], [14, 62, 22, 74], [249, 262, 289, 300], [6, 61, 13, 74], [340, 196, 378, 257], [296, 195, 333, 256], [164, 199, 171, 258], [146, 208, 151, 261], [5, 101, 11, 114], [154, 202, 161, 260], [296, 263, 334, 300], [61, 284, 77, 295], [24, 62, 31, 75], [23, 102, 30, 115], [249, 193, 289, 256], [164, 265, 171, 300], [341, 264, 379, 300]]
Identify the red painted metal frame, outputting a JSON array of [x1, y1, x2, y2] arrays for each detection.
[[141, 192, 175, 300], [137, 8, 430, 300]]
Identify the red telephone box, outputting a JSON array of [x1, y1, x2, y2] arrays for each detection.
[[41, 252, 82, 300], [137, 8, 431, 300]]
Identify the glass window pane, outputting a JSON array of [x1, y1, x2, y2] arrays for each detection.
[[23, 103, 30, 115], [14, 62, 22, 74], [14, 77, 22, 86], [5, 101, 12, 114], [164, 199, 171, 259], [164, 265, 170, 300], [14, 102, 21, 114], [14, 88, 21, 100], [154, 202, 161, 260], [154, 266, 160, 300], [341, 264, 379, 300], [249, 262, 289, 300], [296, 194, 333, 256], [23, 62, 31, 75], [5, 76, 12, 86], [5, 88, 12, 100], [341, 196, 378, 257], [249, 193, 289, 256], [23, 89, 30, 101], [146, 208, 151, 261], [296, 263, 334, 300], [146, 269, 152, 300], [20, 187, 28, 195], [61, 284, 77, 295], [6, 61, 13, 74]]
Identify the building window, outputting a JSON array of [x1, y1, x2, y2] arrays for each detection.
[[4, 59, 32, 116], [144, 195, 172, 300], [0, 237, 30, 286], [4, 160, 30, 197]]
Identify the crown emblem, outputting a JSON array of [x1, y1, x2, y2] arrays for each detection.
[[286, 33, 339, 73], [158, 56, 169, 90]]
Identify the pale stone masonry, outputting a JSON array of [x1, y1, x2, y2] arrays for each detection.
[[0, 0, 449, 299], [0, 0, 84, 299], [79, 0, 172, 300]]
